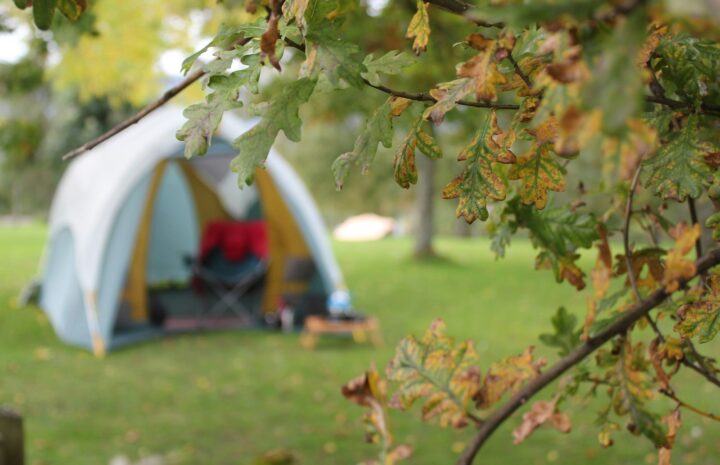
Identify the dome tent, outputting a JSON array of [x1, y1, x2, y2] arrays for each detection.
[[39, 106, 344, 356]]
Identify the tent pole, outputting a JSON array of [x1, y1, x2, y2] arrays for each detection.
[[83, 291, 106, 358]]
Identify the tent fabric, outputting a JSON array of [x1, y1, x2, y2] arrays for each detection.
[[124, 161, 168, 322], [40, 106, 344, 354]]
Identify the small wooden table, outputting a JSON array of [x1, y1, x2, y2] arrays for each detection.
[[301, 315, 382, 349]]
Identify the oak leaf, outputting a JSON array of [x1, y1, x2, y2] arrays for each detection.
[[442, 112, 515, 223], [675, 274, 720, 343], [512, 397, 571, 444], [342, 366, 391, 445], [663, 223, 700, 292], [475, 346, 545, 409], [508, 142, 565, 209], [406, 1, 431, 55], [394, 116, 442, 189], [457, 46, 508, 102], [386, 320, 481, 428]]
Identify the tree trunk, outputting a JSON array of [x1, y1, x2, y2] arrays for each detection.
[[414, 154, 436, 258], [0, 408, 24, 465]]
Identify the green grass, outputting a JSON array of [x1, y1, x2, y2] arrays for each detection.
[[0, 224, 718, 465]]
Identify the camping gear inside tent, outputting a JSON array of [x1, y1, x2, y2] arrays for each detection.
[[37, 106, 345, 356]]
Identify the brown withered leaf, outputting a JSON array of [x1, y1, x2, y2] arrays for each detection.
[[602, 118, 657, 183], [637, 24, 667, 66], [467, 32, 494, 51], [657, 410, 681, 465], [457, 46, 507, 102], [386, 444, 413, 465], [261, 4, 282, 71], [342, 366, 391, 445], [554, 107, 602, 158], [512, 397, 571, 444], [475, 346, 545, 409], [663, 223, 700, 292], [615, 247, 665, 293], [406, 0, 431, 55], [584, 225, 612, 340], [649, 338, 673, 391]]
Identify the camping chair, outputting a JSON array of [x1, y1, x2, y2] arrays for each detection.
[[278, 257, 328, 328], [187, 221, 268, 322]]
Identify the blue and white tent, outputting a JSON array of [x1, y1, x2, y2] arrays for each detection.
[[38, 106, 344, 355]]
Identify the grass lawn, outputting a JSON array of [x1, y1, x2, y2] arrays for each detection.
[[0, 224, 718, 465]]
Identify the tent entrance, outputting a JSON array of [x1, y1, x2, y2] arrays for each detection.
[[113, 158, 267, 338]]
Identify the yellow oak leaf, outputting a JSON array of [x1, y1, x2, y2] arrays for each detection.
[[406, 0, 431, 55], [508, 143, 566, 209], [663, 223, 700, 292]]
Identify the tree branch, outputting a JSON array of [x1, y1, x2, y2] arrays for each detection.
[[688, 198, 703, 260], [660, 389, 720, 422], [622, 166, 666, 338], [425, 0, 504, 28], [62, 67, 205, 160], [457, 247, 720, 465], [507, 53, 533, 89], [62, 36, 254, 160], [362, 79, 520, 110]]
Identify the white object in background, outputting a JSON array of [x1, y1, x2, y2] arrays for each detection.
[[280, 306, 295, 332], [333, 213, 395, 242], [327, 289, 352, 315]]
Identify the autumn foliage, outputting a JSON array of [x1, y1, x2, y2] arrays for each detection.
[[15, 0, 720, 464]]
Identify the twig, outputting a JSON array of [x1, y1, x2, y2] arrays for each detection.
[[623, 166, 665, 339], [62, 67, 205, 160], [660, 389, 720, 422], [362, 79, 520, 110], [645, 95, 720, 117], [425, 0, 504, 28], [689, 198, 703, 259], [62, 36, 254, 160], [507, 53, 532, 89], [456, 248, 720, 465]]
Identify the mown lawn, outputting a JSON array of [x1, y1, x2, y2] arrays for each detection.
[[0, 224, 718, 465]]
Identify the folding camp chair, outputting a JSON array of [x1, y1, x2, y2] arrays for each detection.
[[187, 221, 268, 322]]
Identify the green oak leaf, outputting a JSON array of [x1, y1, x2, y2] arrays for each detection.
[[539, 307, 581, 356], [181, 21, 264, 74], [643, 114, 715, 201], [507, 197, 597, 289], [231, 78, 317, 185], [32, 0, 56, 30], [176, 94, 242, 159], [304, 35, 366, 88], [362, 51, 417, 86], [332, 98, 394, 189]]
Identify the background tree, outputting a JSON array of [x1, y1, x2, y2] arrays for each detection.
[[11, 1, 720, 465]]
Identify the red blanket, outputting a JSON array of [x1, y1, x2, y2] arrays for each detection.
[[199, 221, 268, 262]]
